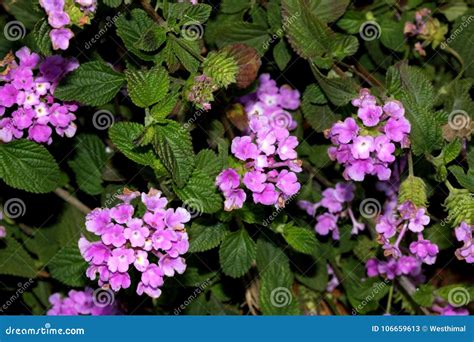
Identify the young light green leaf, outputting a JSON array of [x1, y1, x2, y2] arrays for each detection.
[[126, 66, 169, 108]]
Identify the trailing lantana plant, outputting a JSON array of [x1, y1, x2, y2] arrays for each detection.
[[0, 0, 472, 316]]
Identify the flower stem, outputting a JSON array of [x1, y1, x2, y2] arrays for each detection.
[[54, 188, 91, 214], [385, 284, 394, 315], [407, 151, 414, 177]]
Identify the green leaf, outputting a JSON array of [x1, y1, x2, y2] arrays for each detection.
[[174, 170, 222, 214], [109, 122, 159, 168], [209, 19, 270, 56], [412, 284, 435, 307], [126, 67, 169, 108], [48, 245, 88, 287], [202, 50, 238, 88], [386, 63, 442, 155], [353, 235, 379, 262], [313, 67, 357, 106], [273, 40, 292, 71], [103, 0, 122, 7], [115, 9, 159, 61], [0, 139, 60, 193], [219, 228, 256, 278], [188, 222, 230, 253], [379, 17, 405, 52], [150, 93, 179, 121], [170, 38, 201, 73], [448, 11, 474, 77], [220, 0, 251, 14], [425, 224, 453, 251], [281, 225, 317, 255], [449, 165, 474, 191], [32, 19, 51, 55], [436, 284, 474, 304], [68, 135, 108, 195], [337, 10, 365, 34], [194, 149, 223, 179], [257, 239, 299, 315], [0, 237, 37, 278], [301, 83, 341, 132], [182, 3, 212, 23], [153, 120, 195, 187], [55, 61, 125, 106]]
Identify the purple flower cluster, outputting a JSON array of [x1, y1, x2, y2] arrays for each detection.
[[47, 288, 119, 315], [79, 189, 190, 299], [375, 201, 437, 264], [0, 47, 78, 144], [326, 88, 411, 181], [454, 222, 474, 263], [366, 200, 438, 281], [298, 182, 365, 239], [404, 8, 431, 56], [216, 74, 302, 210], [39, 0, 96, 50], [366, 256, 422, 280]]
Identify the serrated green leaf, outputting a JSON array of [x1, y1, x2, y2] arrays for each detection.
[[115, 9, 158, 61], [257, 239, 299, 315], [153, 120, 195, 187], [219, 228, 256, 278], [386, 63, 442, 155], [379, 16, 405, 52], [126, 67, 169, 108], [174, 170, 222, 214], [221, 0, 251, 13], [188, 222, 229, 253], [48, 245, 88, 287], [353, 235, 379, 262], [150, 93, 179, 121], [312, 67, 357, 106], [273, 40, 292, 71], [449, 165, 474, 191], [0, 139, 60, 193], [55, 61, 125, 106], [68, 135, 107, 195], [103, 0, 122, 7], [170, 38, 201, 73], [202, 50, 238, 88], [109, 122, 161, 169], [32, 19, 52, 55], [182, 3, 212, 23], [0, 237, 37, 278], [282, 225, 317, 255], [412, 284, 435, 307], [194, 149, 222, 179]]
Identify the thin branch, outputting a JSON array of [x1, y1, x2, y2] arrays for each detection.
[[139, 0, 165, 24], [54, 188, 91, 214]]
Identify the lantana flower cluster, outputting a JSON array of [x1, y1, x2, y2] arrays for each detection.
[[298, 182, 365, 240], [0, 47, 78, 144], [366, 200, 438, 280], [454, 221, 474, 263], [404, 8, 448, 56], [216, 74, 302, 210], [47, 288, 120, 315], [326, 88, 411, 182], [79, 189, 190, 299], [39, 0, 97, 50]]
